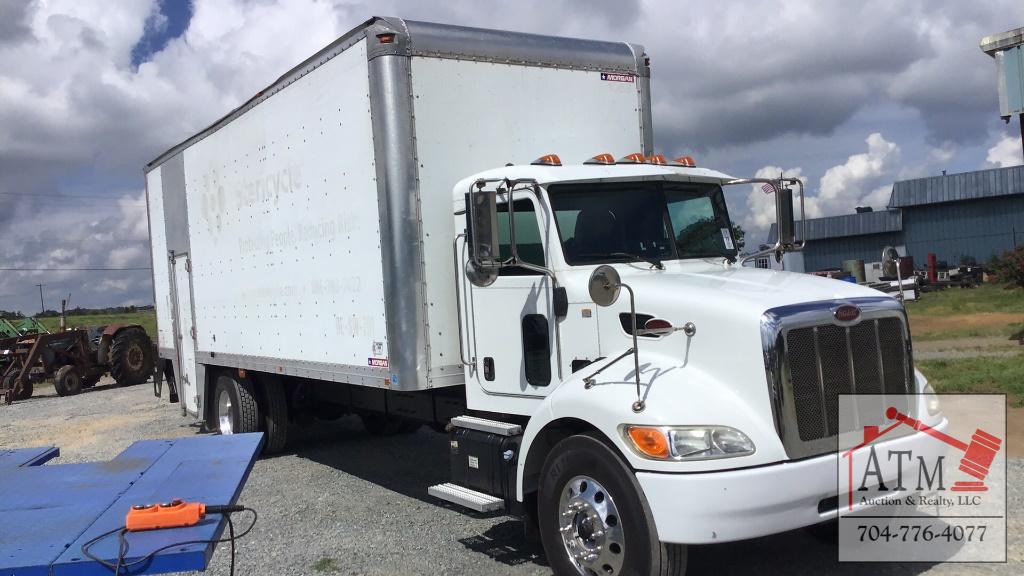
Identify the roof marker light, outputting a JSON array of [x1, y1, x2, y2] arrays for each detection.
[[647, 154, 668, 165], [584, 153, 616, 165], [376, 32, 396, 44], [672, 155, 697, 168], [617, 152, 646, 164], [531, 154, 562, 166]]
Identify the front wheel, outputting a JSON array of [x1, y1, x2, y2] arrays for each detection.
[[212, 374, 260, 435], [538, 434, 687, 576]]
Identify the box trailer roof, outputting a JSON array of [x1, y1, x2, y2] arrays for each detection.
[[145, 16, 649, 172]]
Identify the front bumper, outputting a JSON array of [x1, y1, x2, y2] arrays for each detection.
[[636, 419, 949, 544]]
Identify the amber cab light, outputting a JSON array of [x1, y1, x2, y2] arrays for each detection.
[[531, 154, 562, 166], [627, 426, 670, 459], [617, 152, 646, 164], [376, 33, 396, 44], [647, 154, 668, 165], [672, 155, 696, 167], [584, 153, 616, 165]]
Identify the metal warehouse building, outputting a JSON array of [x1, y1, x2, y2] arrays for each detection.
[[767, 164, 1024, 272]]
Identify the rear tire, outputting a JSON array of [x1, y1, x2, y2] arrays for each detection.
[[537, 433, 687, 576], [54, 365, 82, 396], [212, 374, 260, 435], [109, 328, 154, 386], [261, 378, 289, 454]]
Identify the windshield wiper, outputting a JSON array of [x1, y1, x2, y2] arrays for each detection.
[[610, 252, 664, 270]]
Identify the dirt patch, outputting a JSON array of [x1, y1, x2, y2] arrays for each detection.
[[915, 336, 1023, 359], [1009, 407, 1024, 458], [910, 312, 1024, 338]]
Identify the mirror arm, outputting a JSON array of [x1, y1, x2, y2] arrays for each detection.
[[451, 233, 475, 368], [621, 282, 645, 413]]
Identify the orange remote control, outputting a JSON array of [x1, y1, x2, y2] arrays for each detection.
[[126, 499, 243, 532]]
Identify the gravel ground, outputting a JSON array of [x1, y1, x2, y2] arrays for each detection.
[[1, 380, 1020, 575]]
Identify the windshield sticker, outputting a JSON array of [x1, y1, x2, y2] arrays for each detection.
[[720, 228, 735, 250], [600, 72, 634, 83]]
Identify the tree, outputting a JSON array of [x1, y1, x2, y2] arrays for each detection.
[[730, 223, 746, 252], [989, 246, 1024, 288]]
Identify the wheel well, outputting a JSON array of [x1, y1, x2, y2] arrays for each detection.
[[521, 417, 622, 498]]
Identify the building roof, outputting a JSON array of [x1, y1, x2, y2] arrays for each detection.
[[766, 209, 902, 244], [888, 165, 1024, 208], [981, 27, 1024, 56]]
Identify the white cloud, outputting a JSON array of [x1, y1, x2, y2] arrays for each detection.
[[1, 0, 1023, 311], [985, 134, 1023, 168], [814, 133, 900, 214], [743, 134, 902, 245]]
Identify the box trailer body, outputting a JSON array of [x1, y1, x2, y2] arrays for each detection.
[[146, 17, 951, 576], [146, 17, 651, 415]]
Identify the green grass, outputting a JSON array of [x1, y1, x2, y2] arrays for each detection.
[[911, 321, 1024, 342], [906, 283, 1024, 341], [908, 283, 1024, 316], [36, 311, 157, 340], [917, 353, 1024, 407]]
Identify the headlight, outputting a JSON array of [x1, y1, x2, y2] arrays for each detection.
[[622, 425, 755, 461]]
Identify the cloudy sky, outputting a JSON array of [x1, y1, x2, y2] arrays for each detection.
[[1, 0, 1022, 313]]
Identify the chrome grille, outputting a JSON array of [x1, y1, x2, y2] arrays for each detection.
[[784, 316, 911, 443]]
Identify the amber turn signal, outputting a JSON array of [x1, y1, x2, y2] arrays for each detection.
[[626, 426, 670, 459]]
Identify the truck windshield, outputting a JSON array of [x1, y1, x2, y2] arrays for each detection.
[[547, 181, 736, 265]]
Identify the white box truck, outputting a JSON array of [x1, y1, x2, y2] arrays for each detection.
[[146, 17, 946, 575]]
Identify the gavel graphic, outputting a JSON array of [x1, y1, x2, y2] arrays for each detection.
[[886, 407, 1002, 492]]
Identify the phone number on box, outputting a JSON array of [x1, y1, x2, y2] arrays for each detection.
[[857, 524, 986, 543]]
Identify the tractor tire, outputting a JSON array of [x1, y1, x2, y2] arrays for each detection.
[[4, 371, 32, 401], [212, 373, 260, 436], [54, 365, 82, 396], [15, 379, 33, 401], [109, 328, 154, 386], [261, 378, 289, 454]]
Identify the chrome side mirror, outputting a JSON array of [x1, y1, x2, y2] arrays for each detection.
[[776, 186, 796, 248], [588, 265, 621, 306], [467, 189, 500, 287]]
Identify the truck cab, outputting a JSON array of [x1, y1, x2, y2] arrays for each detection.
[[443, 153, 945, 575]]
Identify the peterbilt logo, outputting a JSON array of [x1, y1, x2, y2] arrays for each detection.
[[834, 305, 861, 322]]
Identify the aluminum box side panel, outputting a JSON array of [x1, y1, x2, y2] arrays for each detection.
[[410, 56, 647, 378], [145, 168, 175, 353], [181, 39, 389, 377]]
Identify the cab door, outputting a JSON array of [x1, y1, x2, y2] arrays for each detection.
[[465, 195, 560, 398]]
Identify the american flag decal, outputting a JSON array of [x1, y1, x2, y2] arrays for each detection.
[[761, 183, 777, 194]]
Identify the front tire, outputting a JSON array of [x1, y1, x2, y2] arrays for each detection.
[[54, 365, 82, 396], [212, 374, 260, 435], [4, 371, 32, 401], [538, 434, 687, 576]]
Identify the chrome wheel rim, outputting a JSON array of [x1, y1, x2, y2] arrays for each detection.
[[558, 475, 625, 576], [217, 389, 234, 434]]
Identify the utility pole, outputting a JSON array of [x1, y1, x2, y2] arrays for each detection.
[[35, 283, 45, 315]]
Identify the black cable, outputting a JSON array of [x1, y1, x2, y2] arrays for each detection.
[[79, 507, 257, 575]]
